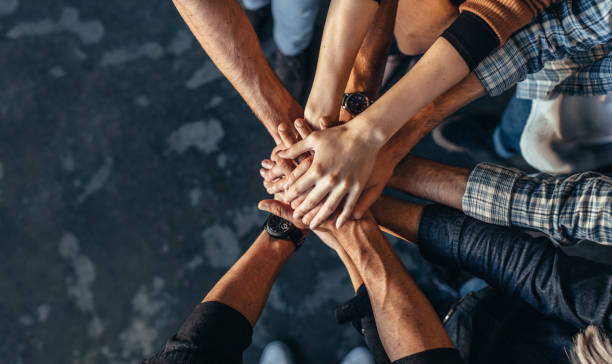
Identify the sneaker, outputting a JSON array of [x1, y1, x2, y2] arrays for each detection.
[[341, 346, 375, 364], [244, 4, 270, 35], [275, 49, 308, 102], [259, 340, 295, 364]]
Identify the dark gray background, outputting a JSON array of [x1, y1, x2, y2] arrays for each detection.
[[0, 1, 522, 363]]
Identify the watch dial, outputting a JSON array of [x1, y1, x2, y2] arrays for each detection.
[[269, 215, 292, 234], [347, 94, 367, 115]]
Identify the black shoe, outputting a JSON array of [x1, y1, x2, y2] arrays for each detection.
[[275, 49, 308, 102], [244, 5, 270, 35]]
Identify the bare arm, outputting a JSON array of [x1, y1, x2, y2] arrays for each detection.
[[305, 0, 379, 128], [388, 155, 470, 210], [171, 0, 302, 144], [334, 216, 455, 360], [203, 231, 295, 326]]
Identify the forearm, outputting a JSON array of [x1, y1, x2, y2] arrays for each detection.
[[306, 0, 379, 125], [344, 0, 399, 99], [354, 37, 470, 146], [203, 231, 294, 326], [334, 218, 453, 360], [171, 0, 302, 144], [388, 155, 470, 210], [371, 196, 423, 243], [379, 72, 485, 167]]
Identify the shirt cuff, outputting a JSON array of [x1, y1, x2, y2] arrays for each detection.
[[392, 347, 464, 363], [441, 11, 499, 70], [170, 301, 253, 354], [462, 162, 522, 227], [418, 204, 466, 269]]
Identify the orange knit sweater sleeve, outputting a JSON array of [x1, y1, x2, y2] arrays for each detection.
[[460, 0, 555, 44]]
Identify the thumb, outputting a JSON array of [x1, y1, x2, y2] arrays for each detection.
[[277, 137, 313, 160], [258, 199, 307, 229]]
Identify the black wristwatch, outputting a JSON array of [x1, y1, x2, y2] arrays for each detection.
[[263, 214, 305, 250], [342, 92, 373, 116]]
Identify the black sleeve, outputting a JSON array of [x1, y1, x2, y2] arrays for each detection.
[[418, 204, 612, 332], [142, 301, 253, 364], [441, 11, 499, 70], [392, 348, 464, 363]]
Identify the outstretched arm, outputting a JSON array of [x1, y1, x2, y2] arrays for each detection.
[[171, 0, 302, 144], [388, 155, 612, 246], [371, 196, 612, 332], [144, 231, 297, 364]]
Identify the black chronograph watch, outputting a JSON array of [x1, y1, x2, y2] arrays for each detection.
[[263, 214, 305, 249], [342, 92, 374, 116]]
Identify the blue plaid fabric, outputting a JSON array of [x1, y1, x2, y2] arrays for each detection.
[[474, 0, 612, 100], [462, 162, 612, 246]]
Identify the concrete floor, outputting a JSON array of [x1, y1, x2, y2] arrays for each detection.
[[0, 1, 564, 363]]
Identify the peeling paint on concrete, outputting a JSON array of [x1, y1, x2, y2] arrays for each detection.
[[119, 277, 169, 359], [58, 233, 96, 313], [188, 187, 201, 206], [0, 0, 19, 15], [202, 224, 241, 268], [167, 119, 224, 155], [100, 42, 164, 66], [77, 158, 112, 204], [7, 7, 104, 44], [231, 205, 265, 238], [185, 62, 223, 89]]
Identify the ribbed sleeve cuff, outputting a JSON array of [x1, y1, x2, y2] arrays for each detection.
[[462, 162, 521, 227], [418, 204, 466, 269], [441, 11, 500, 70]]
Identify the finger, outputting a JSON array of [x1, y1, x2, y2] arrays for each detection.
[[283, 157, 313, 191], [284, 168, 320, 202], [352, 185, 383, 219], [277, 137, 314, 160], [336, 186, 361, 228], [291, 193, 308, 210], [278, 122, 298, 148], [258, 200, 307, 230], [294, 118, 313, 139], [309, 186, 347, 229], [319, 117, 343, 129], [302, 204, 322, 226], [261, 159, 275, 169], [293, 183, 332, 219]]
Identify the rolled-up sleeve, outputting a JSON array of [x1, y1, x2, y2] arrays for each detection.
[[143, 301, 253, 364], [462, 162, 612, 246], [418, 204, 612, 332]]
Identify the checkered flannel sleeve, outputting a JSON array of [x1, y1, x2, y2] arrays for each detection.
[[462, 162, 612, 246], [474, 0, 612, 99]]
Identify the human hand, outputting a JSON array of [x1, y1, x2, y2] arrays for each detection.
[[258, 199, 342, 252], [277, 117, 385, 229]]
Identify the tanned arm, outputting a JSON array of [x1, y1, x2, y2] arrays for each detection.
[[171, 0, 302, 145], [334, 215, 455, 360], [203, 231, 296, 326]]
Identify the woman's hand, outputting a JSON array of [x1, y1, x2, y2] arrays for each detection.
[[277, 117, 385, 229]]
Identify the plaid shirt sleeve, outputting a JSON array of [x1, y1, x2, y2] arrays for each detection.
[[474, 0, 612, 99], [462, 162, 612, 246]]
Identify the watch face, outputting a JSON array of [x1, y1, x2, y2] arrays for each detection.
[[267, 215, 292, 235], [346, 93, 368, 115]]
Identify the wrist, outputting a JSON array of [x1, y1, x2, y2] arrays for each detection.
[[258, 231, 297, 260], [350, 115, 387, 150]]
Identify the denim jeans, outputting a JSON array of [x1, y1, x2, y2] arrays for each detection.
[[242, 0, 319, 56], [493, 96, 531, 159]]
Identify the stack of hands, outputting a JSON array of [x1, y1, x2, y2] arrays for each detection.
[[259, 116, 395, 231]]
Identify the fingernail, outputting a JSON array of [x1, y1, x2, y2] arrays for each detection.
[[257, 201, 265, 209], [295, 119, 303, 128], [278, 123, 287, 131]]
